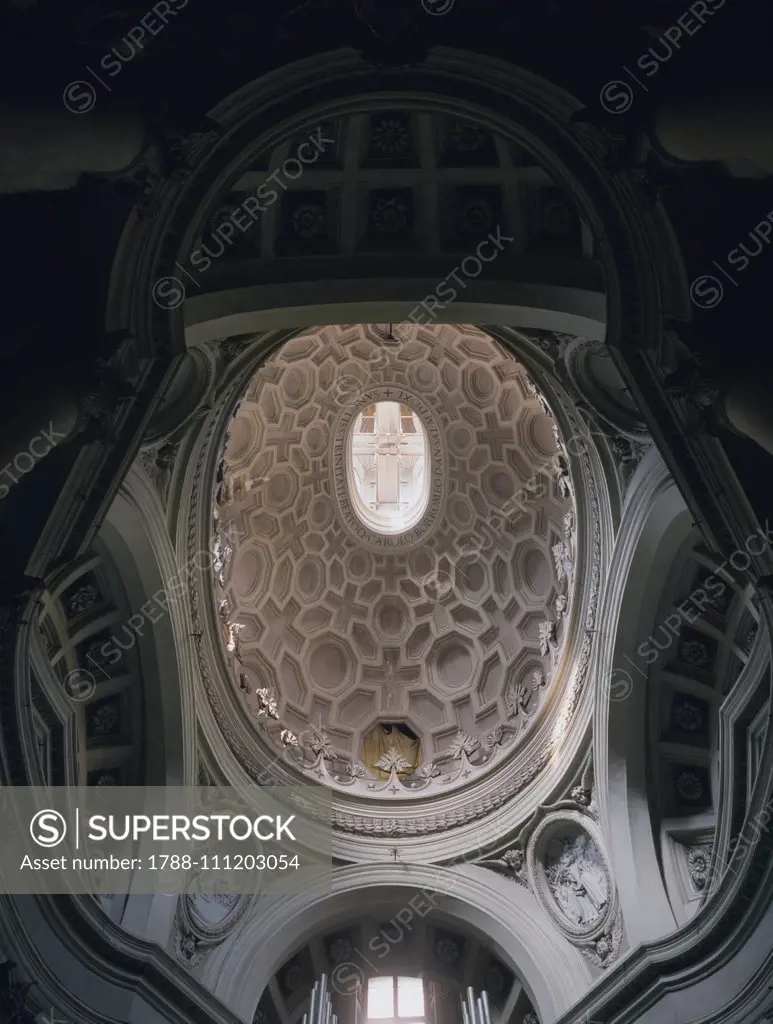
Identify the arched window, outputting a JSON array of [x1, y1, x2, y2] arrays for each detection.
[[348, 402, 429, 535], [366, 977, 425, 1024]]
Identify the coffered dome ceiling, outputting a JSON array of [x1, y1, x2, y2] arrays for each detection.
[[211, 324, 576, 798]]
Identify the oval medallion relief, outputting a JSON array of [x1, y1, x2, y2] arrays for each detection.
[[528, 814, 615, 938]]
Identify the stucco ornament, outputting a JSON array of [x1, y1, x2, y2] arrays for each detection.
[[569, 786, 591, 807], [374, 746, 412, 774], [208, 323, 579, 803], [506, 670, 546, 719], [175, 925, 202, 969], [527, 811, 624, 967], [538, 619, 558, 659], [173, 888, 253, 970], [481, 778, 623, 967], [552, 540, 573, 584], [545, 833, 608, 927], [687, 846, 711, 891], [481, 845, 528, 888]]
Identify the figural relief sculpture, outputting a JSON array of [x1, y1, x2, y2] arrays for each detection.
[[483, 785, 625, 969], [544, 832, 608, 928], [529, 815, 624, 969]]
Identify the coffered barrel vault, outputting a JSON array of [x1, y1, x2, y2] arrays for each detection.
[[189, 108, 597, 296]]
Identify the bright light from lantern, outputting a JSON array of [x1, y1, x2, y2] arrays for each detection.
[[348, 402, 430, 535], [366, 977, 425, 1024]]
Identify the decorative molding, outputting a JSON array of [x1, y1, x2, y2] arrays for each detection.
[[0, 45, 771, 1024], [478, 771, 624, 968], [686, 845, 712, 893], [174, 918, 205, 970], [174, 892, 252, 971], [527, 811, 623, 968], [480, 771, 597, 884]]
